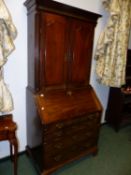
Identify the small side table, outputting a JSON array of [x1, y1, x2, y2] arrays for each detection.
[[0, 114, 18, 175]]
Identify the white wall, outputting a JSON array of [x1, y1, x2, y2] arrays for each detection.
[[0, 0, 27, 158], [0, 0, 111, 158]]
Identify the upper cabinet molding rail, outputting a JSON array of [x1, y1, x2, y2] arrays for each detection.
[[24, 0, 101, 23]]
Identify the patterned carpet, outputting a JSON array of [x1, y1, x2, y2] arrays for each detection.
[[0, 124, 131, 175]]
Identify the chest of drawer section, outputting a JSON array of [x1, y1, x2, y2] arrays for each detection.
[[42, 112, 101, 168]]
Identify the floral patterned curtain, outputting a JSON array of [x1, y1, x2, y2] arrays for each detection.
[[0, 0, 17, 112], [95, 0, 131, 87]]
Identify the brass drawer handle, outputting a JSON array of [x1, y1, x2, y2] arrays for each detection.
[[85, 132, 91, 137], [88, 114, 96, 120], [71, 126, 77, 130], [54, 131, 63, 137], [54, 155, 62, 162], [66, 91, 72, 96], [72, 135, 78, 140], [54, 143, 63, 149], [55, 123, 64, 129]]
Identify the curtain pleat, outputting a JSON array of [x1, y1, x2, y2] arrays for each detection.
[[0, 0, 17, 112], [95, 0, 131, 87]]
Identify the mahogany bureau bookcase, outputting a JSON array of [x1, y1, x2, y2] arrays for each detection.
[[24, 0, 102, 175]]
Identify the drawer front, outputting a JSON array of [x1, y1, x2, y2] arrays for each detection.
[[0, 131, 8, 141], [0, 131, 16, 141], [43, 112, 100, 141], [44, 130, 97, 155], [43, 137, 97, 169]]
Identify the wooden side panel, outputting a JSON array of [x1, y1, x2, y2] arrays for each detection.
[[27, 12, 35, 89], [40, 12, 68, 90], [26, 11, 41, 91]]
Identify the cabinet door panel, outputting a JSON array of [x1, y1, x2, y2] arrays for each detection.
[[69, 20, 94, 87], [40, 13, 68, 89]]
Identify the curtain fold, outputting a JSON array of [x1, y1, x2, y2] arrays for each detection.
[[0, 0, 17, 113], [0, 71, 14, 112], [95, 0, 131, 87]]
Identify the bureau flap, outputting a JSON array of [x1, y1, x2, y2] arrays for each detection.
[[34, 86, 102, 124]]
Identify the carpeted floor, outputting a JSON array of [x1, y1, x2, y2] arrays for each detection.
[[0, 124, 131, 175]]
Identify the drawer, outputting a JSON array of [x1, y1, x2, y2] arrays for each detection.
[[43, 137, 97, 169], [43, 114, 100, 144], [43, 112, 100, 137], [43, 126, 99, 156], [43, 121, 100, 144], [0, 131, 8, 140], [0, 131, 16, 141]]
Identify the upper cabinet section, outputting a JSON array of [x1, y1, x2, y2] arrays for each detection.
[[24, 0, 101, 91]]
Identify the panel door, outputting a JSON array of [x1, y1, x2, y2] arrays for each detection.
[[40, 12, 68, 90], [68, 19, 95, 88]]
